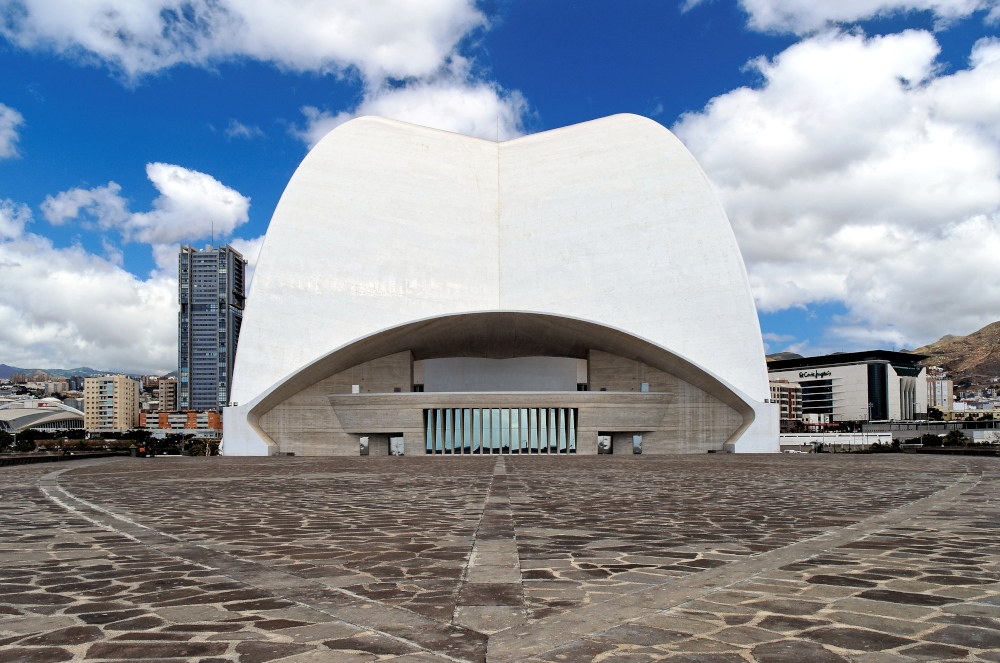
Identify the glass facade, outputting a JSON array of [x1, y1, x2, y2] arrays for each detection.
[[799, 379, 834, 416], [424, 407, 577, 454], [178, 245, 246, 411]]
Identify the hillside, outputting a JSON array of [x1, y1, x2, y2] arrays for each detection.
[[913, 321, 1000, 382], [766, 352, 804, 362], [0, 364, 106, 380]]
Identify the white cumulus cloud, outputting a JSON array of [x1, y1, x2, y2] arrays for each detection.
[[0, 102, 24, 158], [0, 199, 177, 374], [1, 0, 531, 159], [0, 199, 30, 238], [41, 182, 129, 228], [130, 163, 250, 245], [674, 30, 1000, 348], [684, 0, 1000, 33], [295, 76, 528, 148], [5, 163, 261, 372], [0, 0, 485, 82], [42, 163, 250, 248]]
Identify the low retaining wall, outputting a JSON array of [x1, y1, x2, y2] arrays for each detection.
[[0, 452, 129, 467], [914, 446, 1000, 456]]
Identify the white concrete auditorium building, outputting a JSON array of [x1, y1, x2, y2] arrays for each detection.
[[222, 114, 778, 456]]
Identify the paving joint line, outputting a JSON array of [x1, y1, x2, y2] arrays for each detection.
[[38, 464, 484, 663], [487, 470, 982, 663]]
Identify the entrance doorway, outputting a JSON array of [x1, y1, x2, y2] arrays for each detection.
[[598, 433, 643, 454]]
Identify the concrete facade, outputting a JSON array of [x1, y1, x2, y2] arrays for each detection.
[[140, 410, 223, 440], [224, 114, 778, 456], [256, 346, 743, 457], [768, 351, 928, 423], [769, 380, 803, 424], [927, 377, 954, 410], [420, 357, 581, 392], [83, 375, 139, 433], [156, 377, 178, 412]]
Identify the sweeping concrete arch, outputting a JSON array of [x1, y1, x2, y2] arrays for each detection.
[[224, 311, 764, 456], [223, 114, 778, 455]]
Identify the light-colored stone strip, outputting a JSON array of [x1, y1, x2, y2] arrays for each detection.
[[452, 456, 502, 623], [454, 457, 527, 635], [38, 465, 477, 663], [487, 472, 981, 663]]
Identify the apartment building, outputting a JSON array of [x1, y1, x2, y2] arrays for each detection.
[[927, 377, 954, 410], [84, 374, 139, 432], [157, 376, 178, 412], [769, 379, 803, 423]]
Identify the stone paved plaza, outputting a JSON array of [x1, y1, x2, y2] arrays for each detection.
[[1, 455, 999, 662]]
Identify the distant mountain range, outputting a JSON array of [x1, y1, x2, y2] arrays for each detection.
[[911, 320, 1000, 384], [0, 364, 108, 379], [764, 320, 1000, 385], [0, 364, 177, 380], [765, 352, 804, 362]]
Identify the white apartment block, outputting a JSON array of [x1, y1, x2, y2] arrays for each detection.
[[84, 375, 139, 432], [927, 377, 954, 410]]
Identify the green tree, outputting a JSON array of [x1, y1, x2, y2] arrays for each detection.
[[920, 433, 943, 447], [14, 437, 36, 453], [16, 428, 43, 442], [928, 407, 943, 421], [943, 429, 968, 446]]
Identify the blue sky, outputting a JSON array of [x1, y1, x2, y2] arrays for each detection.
[[1, 0, 999, 373]]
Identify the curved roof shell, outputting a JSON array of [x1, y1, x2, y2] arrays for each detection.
[[226, 114, 776, 454], [0, 401, 84, 433]]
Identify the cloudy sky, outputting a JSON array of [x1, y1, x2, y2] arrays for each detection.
[[1, 0, 999, 374]]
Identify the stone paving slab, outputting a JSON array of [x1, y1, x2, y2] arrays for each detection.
[[1, 454, 998, 662], [522, 470, 1000, 662]]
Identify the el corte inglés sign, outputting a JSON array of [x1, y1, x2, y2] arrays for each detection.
[[799, 370, 832, 379]]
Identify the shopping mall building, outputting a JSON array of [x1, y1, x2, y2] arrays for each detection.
[[768, 350, 928, 423], [221, 114, 778, 456]]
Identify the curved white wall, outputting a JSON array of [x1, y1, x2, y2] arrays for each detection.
[[226, 114, 776, 455]]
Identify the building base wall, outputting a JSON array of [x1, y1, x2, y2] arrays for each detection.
[[222, 313, 779, 456], [257, 388, 742, 457]]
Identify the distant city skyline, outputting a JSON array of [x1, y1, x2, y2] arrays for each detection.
[[1, 1, 999, 373]]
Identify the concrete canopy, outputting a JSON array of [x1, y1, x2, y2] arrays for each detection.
[[223, 114, 778, 455], [0, 402, 84, 433]]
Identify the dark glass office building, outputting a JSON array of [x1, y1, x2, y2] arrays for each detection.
[[178, 245, 247, 411]]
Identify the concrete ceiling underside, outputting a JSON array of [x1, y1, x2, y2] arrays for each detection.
[[250, 312, 755, 427]]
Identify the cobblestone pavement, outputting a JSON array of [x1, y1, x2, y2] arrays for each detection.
[[0, 455, 997, 662]]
